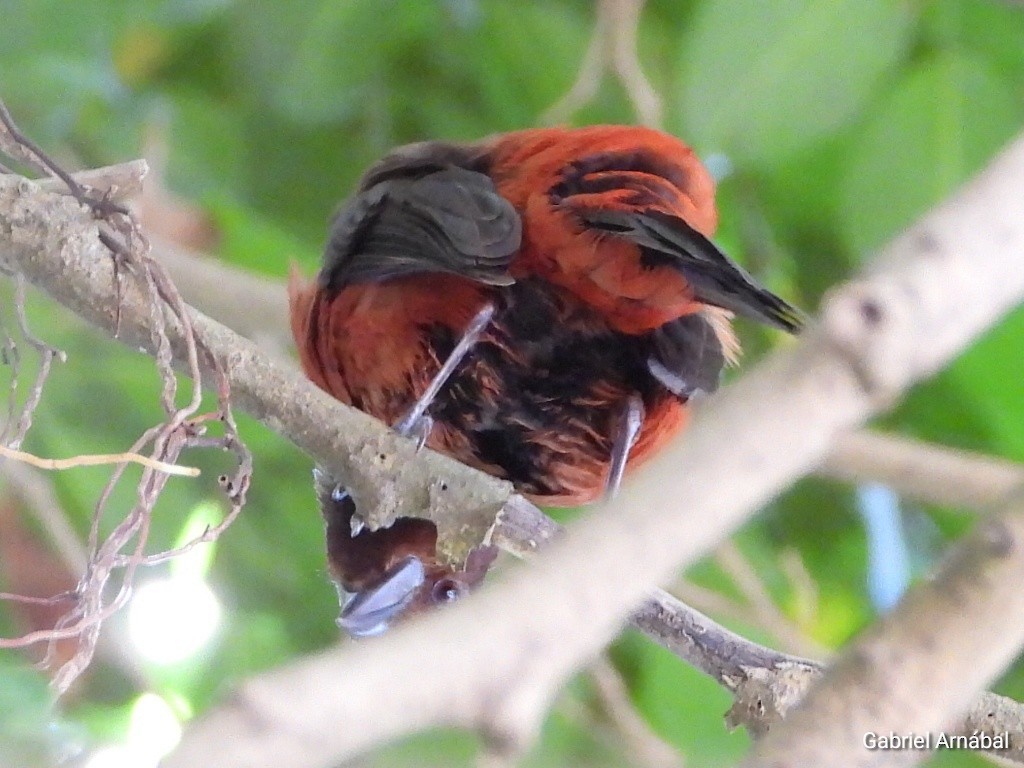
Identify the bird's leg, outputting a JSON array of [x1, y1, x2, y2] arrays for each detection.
[[393, 302, 494, 439], [605, 395, 645, 500], [341, 304, 494, 537]]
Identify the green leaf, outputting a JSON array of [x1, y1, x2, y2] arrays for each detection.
[[1, 56, 124, 150], [677, 0, 913, 164], [838, 51, 1024, 256], [921, 0, 1024, 78], [206, 195, 320, 275], [0, 0, 117, 60], [162, 90, 249, 199], [225, 0, 438, 125], [441, 0, 590, 130], [155, 0, 234, 26], [942, 306, 1024, 463], [274, 2, 401, 124], [747, 131, 861, 303]]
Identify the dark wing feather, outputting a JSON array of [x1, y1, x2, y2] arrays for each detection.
[[579, 207, 804, 333], [320, 160, 521, 293], [646, 312, 725, 398]]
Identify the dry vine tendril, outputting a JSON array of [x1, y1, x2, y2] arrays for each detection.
[[0, 99, 253, 694]]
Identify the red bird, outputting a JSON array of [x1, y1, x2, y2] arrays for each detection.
[[290, 125, 801, 636]]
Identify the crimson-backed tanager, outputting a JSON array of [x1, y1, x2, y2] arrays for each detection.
[[289, 125, 802, 636]]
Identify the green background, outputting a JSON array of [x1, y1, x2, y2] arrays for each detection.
[[2, 1, 1023, 766]]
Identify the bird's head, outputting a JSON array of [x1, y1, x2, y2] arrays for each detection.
[[314, 468, 497, 637], [337, 544, 496, 637]]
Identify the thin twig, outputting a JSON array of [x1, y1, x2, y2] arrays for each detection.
[[0, 267, 65, 449], [0, 591, 76, 605], [0, 443, 200, 476], [588, 656, 684, 768], [542, 0, 662, 127], [0, 100, 250, 694], [714, 541, 826, 659]]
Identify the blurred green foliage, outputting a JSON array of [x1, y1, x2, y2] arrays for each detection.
[[1, 1, 1023, 766]]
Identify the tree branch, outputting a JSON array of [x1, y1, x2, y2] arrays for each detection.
[[0, 172, 514, 540], [744, 493, 1024, 767], [823, 430, 1024, 510], [632, 588, 1024, 764]]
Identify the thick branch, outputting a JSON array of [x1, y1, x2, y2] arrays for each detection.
[[483, 499, 1024, 764], [745, 495, 1024, 767]]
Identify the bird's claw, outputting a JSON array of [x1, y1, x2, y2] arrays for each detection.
[[396, 414, 434, 452]]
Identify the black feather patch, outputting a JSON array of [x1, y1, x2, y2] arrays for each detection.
[[578, 207, 804, 333], [320, 144, 521, 293], [549, 150, 691, 203], [646, 313, 724, 398]]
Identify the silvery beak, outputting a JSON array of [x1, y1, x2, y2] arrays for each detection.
[[337, 556, 426, 638]]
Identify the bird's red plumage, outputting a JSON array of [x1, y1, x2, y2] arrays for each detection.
[[492, 126, 721, 334], [289, 125, 801, 628]]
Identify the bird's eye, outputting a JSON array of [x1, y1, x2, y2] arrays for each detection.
[[431, 577, 468, 604]]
